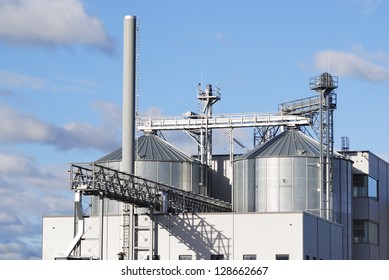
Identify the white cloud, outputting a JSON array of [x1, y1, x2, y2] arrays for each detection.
[[214, 32, 226, 44], [0, 151, 73, 259], [341, 0, 382, 15], [0, 69, 47, 90], [92, 100, 122, 126], [0, 69, 104, 97], [141, 107, 164, 117], [59, 122, 118, 151], [314, 49, 389, 82], [352, 45, 389, 65], [0, 103, 119, 151], [0, 153, 37, 176], [0, 151, 68, 192], [0, 0, 112, 51], [0, 241, 37, 260], [0, 211, 19, 224], [0, 89, 12, 96], [0, 104, 54, 143]]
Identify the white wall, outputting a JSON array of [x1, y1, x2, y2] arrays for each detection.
[[232, 213, 303, 260], [42, 212, 343, 260], [154, 212, 341, 260], [42, 215, 123, 260], [42, 216, 74, 260]]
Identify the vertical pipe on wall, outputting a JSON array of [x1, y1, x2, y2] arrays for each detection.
[[99, 196, 104, 260]]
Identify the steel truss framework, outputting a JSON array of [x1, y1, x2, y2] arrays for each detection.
[[70, 164, 232, 213], [138, 75, 338, 221], [65, 75, 338, 259]]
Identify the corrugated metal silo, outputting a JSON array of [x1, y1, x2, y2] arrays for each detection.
[[233, 128, 352, 221], [97, 132, 200, 193], [134, 132, 200, 193]]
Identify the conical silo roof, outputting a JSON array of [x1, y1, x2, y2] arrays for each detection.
[[135, 133, 195, 161], [237, 128, 321, 160], [95, 133, 196, 163]]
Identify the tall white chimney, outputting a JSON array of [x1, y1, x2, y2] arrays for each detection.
[[122, 15, 136, 174]]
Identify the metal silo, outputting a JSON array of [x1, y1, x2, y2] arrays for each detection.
[[233, 128, 352, 221], [96, 132, 200, 193], [134, 132, 200, 193]]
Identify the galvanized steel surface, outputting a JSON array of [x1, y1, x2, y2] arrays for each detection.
[[236, 128, 322, 159], [96, 133, 196, 162], [233, 128, 352, 218], [95, 133, 200, 194]]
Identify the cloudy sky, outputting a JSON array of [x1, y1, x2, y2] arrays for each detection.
[[0, 0, 388, 259]]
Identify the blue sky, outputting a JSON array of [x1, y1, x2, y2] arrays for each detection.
[[0, 0, 388, 259]]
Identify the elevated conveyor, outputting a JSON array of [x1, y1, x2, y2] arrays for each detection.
[[138, 112, 310, 132], [70, 164, 232, 213]]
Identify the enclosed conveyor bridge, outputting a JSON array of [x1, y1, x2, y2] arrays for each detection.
[[70, 164, 232, 213], [138, 112, 310, 132]]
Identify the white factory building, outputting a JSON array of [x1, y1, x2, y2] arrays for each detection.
[[42, 136, 389, 260], [41, 15, 389, 261]]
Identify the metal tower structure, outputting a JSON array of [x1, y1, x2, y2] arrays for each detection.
[[183, 84, 221, 195], [277, 73, 338, 219], [138, 82, 313, 168], [138, 73, 338, 220], [309, 73, 338, 220], [197, 83, 221, 166], [253, 126, 281, 147], [65, 14, 342, 261], [64, 73, 338, 260], [139, 98, 311, 196]]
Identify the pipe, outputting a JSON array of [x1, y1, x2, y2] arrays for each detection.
[[64, 191, 84, 257], [121, 15, 136, 261], [99, 196, 104, 260], [122, 15, 136, 175]]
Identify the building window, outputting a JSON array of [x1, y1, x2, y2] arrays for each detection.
[[243, 254, 256, 260], [147, 255, 160, 260], [353, 174, 378, 199], [275, 254, 289, 260], [211, 254, 224, 260], [353, 220, 379, 245], [179, 255, 192, 260]]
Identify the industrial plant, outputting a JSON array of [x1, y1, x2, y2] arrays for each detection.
[[42, 16, 388, 260]]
